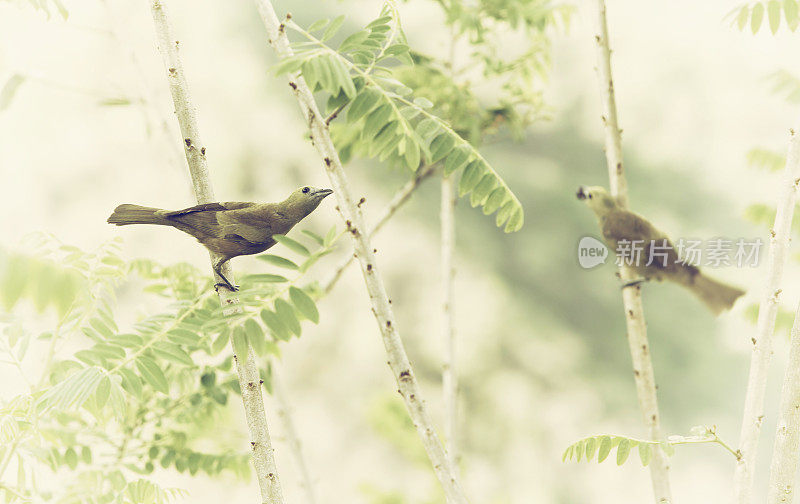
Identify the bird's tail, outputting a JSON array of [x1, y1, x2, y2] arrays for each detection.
[[107, 204, 167, 226], [688, 273, 745, 316]]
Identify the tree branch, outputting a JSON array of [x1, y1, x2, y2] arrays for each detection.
[[736, 126, 800, 504], [592, 1, 672, 501], [321, 163, 437, 295], [270, 360, 317, 504], [251, 2, 469, 502], [767, 302, 800, 504], [148, 2, 284, 502], [440, 175, 458, 469]]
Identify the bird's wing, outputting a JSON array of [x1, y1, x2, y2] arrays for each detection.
[[218, 212, 273, 244], [602, 210, 679, 269], [162, 202, 255, 218]]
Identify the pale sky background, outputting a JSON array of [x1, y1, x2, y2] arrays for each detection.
[[3, 0, 800, 503]]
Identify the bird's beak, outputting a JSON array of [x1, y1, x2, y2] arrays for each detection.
[[576, 186, 587, 200], [315, 188, 333, 198]]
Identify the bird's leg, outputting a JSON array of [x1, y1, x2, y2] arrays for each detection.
[[213, 258, 238, 292]]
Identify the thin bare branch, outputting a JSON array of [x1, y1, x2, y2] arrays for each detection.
[[149, 2, 284, 502], [592, 1, 671, 501], [736, 126, 800, 504], [252, 2, 469, 501]]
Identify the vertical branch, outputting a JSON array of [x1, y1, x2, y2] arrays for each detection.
[[767, 302, 800, 504], [252, 2, 470, 502], [592, 1, 672, 502], [270, 362, 317, 504], [148, 2, 284, 503], [441, 24, 459, 472], [735, 127, 800, 504], [440, 176, 458, 469]]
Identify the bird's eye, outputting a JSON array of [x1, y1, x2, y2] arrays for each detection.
[[302, 187, 310, 194]]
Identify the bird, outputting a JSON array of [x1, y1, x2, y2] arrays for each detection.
[[576, 185, 745, 315], [107, 186, 333, 291]]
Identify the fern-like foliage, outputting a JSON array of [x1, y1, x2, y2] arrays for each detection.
[[274, 5, 524, 232], [563, 426, 739, 468]]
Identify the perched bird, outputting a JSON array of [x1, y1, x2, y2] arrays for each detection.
[[576, 185, 745, 315], [108, 186, 333, 291]]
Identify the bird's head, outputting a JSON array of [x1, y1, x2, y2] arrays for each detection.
[[576, 185, 618, 217], [283, 185, 334, 218]]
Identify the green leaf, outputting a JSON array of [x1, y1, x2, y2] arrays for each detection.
[[307, 18, 329, 32], [786, 0, 799, 27], [273, 56, 304, 76], [244, 318, 266, 356], [38, 367, 105, 411], [735, 5, 749, 30], [211, 329, 230, 356], [247, 274, 289, 283], [416, 118, 441, 140], [404, 139, 421, 171], [470, 174, 497, 207], [322, 15, 345, 42], [118, 368, 143, 399], [769, 0, 782, 33], [660, 440, 676, 457], [616, 438, 631, 465], [366, 15, 392, 28], [273, 235, 310, 256], [289, 287, 319, 323], [597, 436, 613, 463], [429, 133, 456, 163], [752, 3, 765, 33], [231, 326, 249, 361], [413, 96, 433, 109], [301, 229, 325, 246], [459, 160, 484, 196], [135, 356, 169, 395], [324, 225, 338, 247], [90, 318, 113, 338], [639, 442, 652, 466], [261, 309, 290, 341], [152, 342, 194, 366], [363, 103, 394, 138], [444, 145, 471, 176], [167, 329, 200, 347], [0, 74, 25, 111], [331, 57, 357, 98], [64, 447, 78, 470], [574, 440, 584, 462], [504, 207, 524, 233], [584, 437, 598, 461], [496, 200, 516, 227], [257, 254, 299, 270], [275, 299, 301, 336], [483, 187, 508, 215], [339, 30, 369, 52]]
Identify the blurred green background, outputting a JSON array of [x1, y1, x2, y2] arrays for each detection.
[[2, 0, 800, 502]]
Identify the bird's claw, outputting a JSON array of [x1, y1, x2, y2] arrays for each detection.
[[214, 282, 239, 292]]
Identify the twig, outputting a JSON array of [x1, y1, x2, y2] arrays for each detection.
[[736, 127, 800, 504], [148, 2, 284, 502], [767, 302, 800, 504], [592, 1, 671, 502], [441, 22, 459, 472], [440, 175, 458, 469], [252, 2, 470, 502], [321, 163, 437, 294], [270, 360, 317, 504]]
